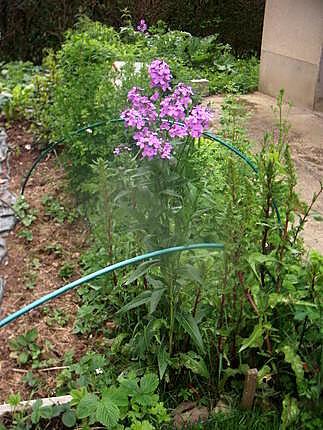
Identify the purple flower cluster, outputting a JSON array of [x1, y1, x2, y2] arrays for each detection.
[[119, 60, 212, 160], [134, 128, 172, 159], [148, 60, 172, 92], [185, 106, 212, 138], [121, 87, 157, 129], [137, 19, 147, 33]]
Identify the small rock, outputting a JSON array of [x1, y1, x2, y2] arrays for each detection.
[[190, 79, 210, 97], [174, 401, 209, 428], [212, 399, 230, 415]]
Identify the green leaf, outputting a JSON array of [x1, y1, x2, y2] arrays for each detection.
[[280, 345, 305, 395], [176, 311, 205, 355], [130, 420, 154, 430], [248, 253, 276, 282], [31, 400, 42, 424], [26, 328, 38, 342], [62, 409, 77, 428], [149, 287, 166, 314], [157, 345, 170, 380], [39, 406, 55, 419], [95, 398, 120, 428], [239, 323, 264, 353], [103, 386, 129, 408], [18, 351, 29, 364], [182, 264, 203, 285], [117, 291, 152, 314], [181, 351, 209, 378], [140, 373, 159, 394], [76, 393, 99, 419], [124, 260, 159, 285], [118, 373, 139, 395], [257, 365, 271, 384], [312, 212, 323, 222], [281, 396, 299, 430]]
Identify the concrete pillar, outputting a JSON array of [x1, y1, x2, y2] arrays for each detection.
[[259, 0, 323, 111]]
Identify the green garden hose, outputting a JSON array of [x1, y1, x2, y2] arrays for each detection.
[[20, 119, 281, 222], [2, 118, 281, 329], [0, 243, 223, 328], [21, 119, 255, 193]]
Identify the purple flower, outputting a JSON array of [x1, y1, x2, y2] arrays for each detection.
[[121, 108, 146, 129], [148, 60, 172, 92], [137, 19, 147, 33], [185, 105, 212, 138], [133, 127, 173, 160], [127, 87, 143, 103], [173, 83, 193, 108], [160, 142, 173, 159], [150, 91, 160, 102], [160, 121, 171, 131], [160, 96, 186, 121], [120, 60, 212, 161], [122, 88, 158, 129], [168, 123, 188, 138]]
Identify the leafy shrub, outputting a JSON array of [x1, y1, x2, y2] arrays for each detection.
[[30, 18, 257, 191]]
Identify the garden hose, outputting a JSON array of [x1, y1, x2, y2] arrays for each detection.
[[21, 119, 256, 192], [21, 119, 281, 222], [2, 119, 281, 328], [20, 119, 123, 194], [0, 243, 224, 328]]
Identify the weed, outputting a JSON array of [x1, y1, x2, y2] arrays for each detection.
[[42, 194, 77, 224], [9, 329, 41, 366], [17, 229, 33, 242], [43, 243, 63, 257], [43, 307, 70, 327], [59, 262, 75, 280], [12, 196, 37, 227]]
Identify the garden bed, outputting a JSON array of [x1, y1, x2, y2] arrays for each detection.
[[0, 120, 90, 402]]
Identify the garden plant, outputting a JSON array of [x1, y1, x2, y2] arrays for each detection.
[[0, 17, 322, 430]]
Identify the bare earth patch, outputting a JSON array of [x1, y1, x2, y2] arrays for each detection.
[[0, 121, 90, 402]]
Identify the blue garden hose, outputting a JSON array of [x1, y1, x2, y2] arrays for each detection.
[[2, 118, 281, 329], [0, 243, 223, 328], [20, 120, 281, 222], [21, 119, 256, 194]]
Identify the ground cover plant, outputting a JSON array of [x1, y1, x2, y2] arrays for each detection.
[[0, 18, 322, 430]]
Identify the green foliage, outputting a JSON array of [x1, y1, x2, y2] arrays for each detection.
[[29, 18, 257, 189], [0, 1, 264, 62], [13, 196, 37, 227], [17, 229, 33, 242], [59, 262, 75, 280], [43, 307, 70, 327], [9, 329, 41, 366], [2, 19, 322, 429], [69, 372, 169, 429], [69, 92, 323, 426], [0, 61, 38, 120], [41, 194, 78, 224]]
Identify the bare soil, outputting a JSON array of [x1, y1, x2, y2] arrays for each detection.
[[0, 121, 90, 402]]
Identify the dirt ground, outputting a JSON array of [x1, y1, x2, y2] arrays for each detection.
[[206, 92, 323, 253], [0, 121, 90, 402]]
